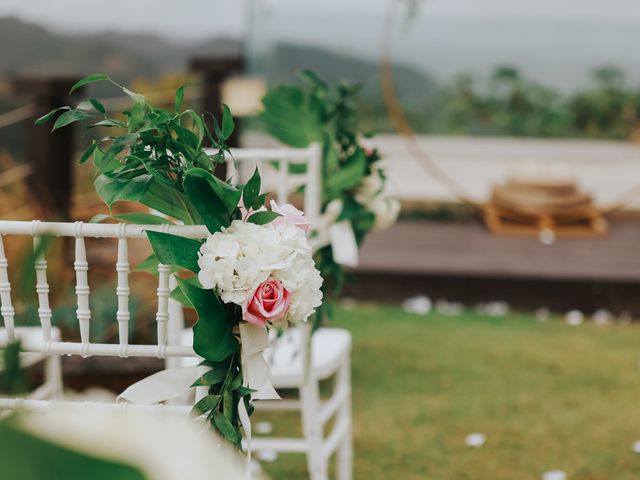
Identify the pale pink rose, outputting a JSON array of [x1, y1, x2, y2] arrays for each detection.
[[243, 278, 291, 326], [270, 200, 312, 233]]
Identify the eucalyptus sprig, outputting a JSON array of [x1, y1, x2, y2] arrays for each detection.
[[37, 74, 277, 447]]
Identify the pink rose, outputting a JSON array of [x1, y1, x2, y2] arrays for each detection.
[[244, 278, 291, 326], [270, 200, 312, 233]]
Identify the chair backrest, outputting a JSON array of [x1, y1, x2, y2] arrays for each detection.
[[216, 144, 323, 226], [0, 221, 211, 361]]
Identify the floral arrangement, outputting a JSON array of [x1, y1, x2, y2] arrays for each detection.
[[38, 74, 322, 446], [260, 70, 400, 320]]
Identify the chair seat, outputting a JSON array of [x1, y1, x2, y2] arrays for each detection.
[[179, 327, 352, 388], [0, 327, 61, 369]]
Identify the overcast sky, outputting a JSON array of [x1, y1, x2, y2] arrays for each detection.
[[1, 0, 640, 42]]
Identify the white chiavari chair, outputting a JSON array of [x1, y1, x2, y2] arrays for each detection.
[[175, 144, 353, 480]]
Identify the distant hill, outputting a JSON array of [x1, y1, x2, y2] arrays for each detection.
[[0, 16, 434, 101]]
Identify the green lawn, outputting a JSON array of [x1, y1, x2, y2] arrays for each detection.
[[259, 304, 640, 479]]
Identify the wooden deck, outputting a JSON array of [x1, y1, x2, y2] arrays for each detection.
[[356, 220, 640, 282]]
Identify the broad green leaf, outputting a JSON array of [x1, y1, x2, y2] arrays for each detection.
[[260, 86, 323, 147], [146, 231, 202, 273], [183, 169, 233, 233], [191, 368, 226, 387], [175, 85, 185, 112], [79, 141, 97, 165], [212, 411, 242, 445], [90, 212, 173, 225], [0, 423, 146, 480], [173, 123, 200, 150], [176, 278, 237, 362], [35, 107, 70, 125], [69, 73, 110, 94], [193, 167, 241, 214], [191, 394, 220, 417], [94, 172, 153, 208], [221, 104, 235, 140], [242, 167, 260, 210], [52, 109, 94, 131], [247, 211, 281, 225]]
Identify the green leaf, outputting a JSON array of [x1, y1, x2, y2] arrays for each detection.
[[90, 119, 126, 129], [247, 211, 281, 225], [52, 109, 94, 131], [133, 254, 160, 275], [242, 167, 261, 210], [146, 231, 202, 273], [191, 368, 226, 387], [175, 85, 185, 112], [325, 148, 367, 198], [173, 123, 200, 150], [0, 341, 28, 394], [90, 212, 173, 225], [191, 394, 221, 417], [35, 107, 70, 125], [221, 104, 235, 140], [141, 178, 194, 224], [69, 73, 110, 94], [183, 169, 234, 233], [89, 98, 106, 113], [260, 86, 323, 147], [0, 423, 146, 480], [79, 141, 97, 165], [202, 169, 242, 214], [94, 172, 153, 209], [212, 411, 242, 445], [176, 278, 238, 362]]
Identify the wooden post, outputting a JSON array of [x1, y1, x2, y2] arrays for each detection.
[[190, 56, 244, 178], [13, 76, 84, 220]]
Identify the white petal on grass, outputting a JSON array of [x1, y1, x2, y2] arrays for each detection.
[[402, 295, 432, 315], [542, 470, 567, 480], [485, 301, 509, 317], [592, 309, 613, 326], [631, 440, 640, 453], [464, 432, 485, 448], [340, 297, 358, 311], [535, 308, 551, 322], [565, 310, 584, 326]]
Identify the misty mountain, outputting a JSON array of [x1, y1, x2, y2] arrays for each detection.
[[0, 16, 434, 102]]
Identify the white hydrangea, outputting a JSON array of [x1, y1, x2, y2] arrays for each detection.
[[355, 167, 400, 231], [198, 219, 323, 326]]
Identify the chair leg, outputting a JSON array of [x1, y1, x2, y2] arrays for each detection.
[[336, 357, 353, 480], [300, 375, 328, 480], [44, 353, 63, 399]]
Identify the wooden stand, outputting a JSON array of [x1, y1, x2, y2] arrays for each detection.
[[483, 204, 608, 237]]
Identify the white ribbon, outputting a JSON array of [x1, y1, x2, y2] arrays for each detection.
[[118, 365, 204, 404], [239, 323, 280, 401], [309, 199, 360, 267]]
